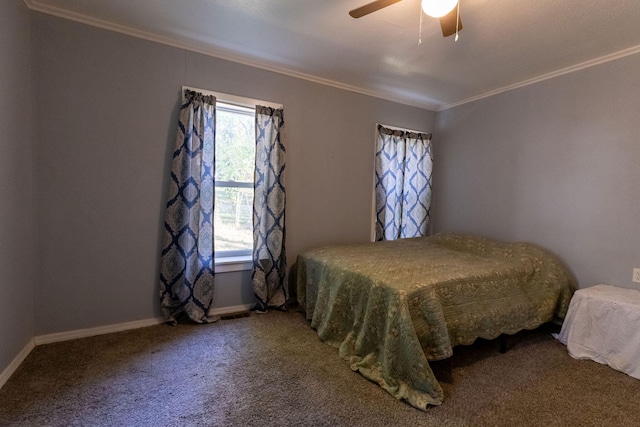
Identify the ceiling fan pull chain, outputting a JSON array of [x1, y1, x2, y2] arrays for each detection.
[[419, 6, 423, 45], [455, 1, 460, 41]]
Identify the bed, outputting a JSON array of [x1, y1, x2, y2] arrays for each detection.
[[296, 233, 575, 410]]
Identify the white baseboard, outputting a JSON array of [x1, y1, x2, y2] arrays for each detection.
[[34, 304, 253, 346], [1, 304, 253, 389], [0, 339, 36, 391], [34, 317, 166, 346], [210, 304, 253, 317]]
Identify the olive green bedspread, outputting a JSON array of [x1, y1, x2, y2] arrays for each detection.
[[296, 233, 575, 410]]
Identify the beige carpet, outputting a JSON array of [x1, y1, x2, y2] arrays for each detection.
[[1, 310, 639, 426]]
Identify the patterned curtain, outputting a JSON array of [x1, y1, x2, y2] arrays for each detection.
[[159, 89, 218, 324], [375, 126, 405, 240], [400, 132, 433, 238], [374, 124, 432, 241], [252, 106, 287, 313]]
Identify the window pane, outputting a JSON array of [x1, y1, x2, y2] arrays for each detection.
[[215, 107, 255, 183], [215, 186, 253, 253]]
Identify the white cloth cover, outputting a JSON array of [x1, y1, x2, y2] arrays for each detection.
[[556, 284, 640, 379]]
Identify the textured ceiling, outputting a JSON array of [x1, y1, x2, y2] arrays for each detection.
[[25, 0, 640, 110]]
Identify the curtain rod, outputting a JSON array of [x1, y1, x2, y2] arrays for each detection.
[[181, 85, 283, 110], [378, 123, 432, 139]]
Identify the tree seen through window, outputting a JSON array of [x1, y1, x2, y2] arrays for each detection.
[[214, 103, 255, 255]]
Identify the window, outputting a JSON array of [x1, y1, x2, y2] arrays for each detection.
[[373, 124, 433, 241], [179, 86, 282, 273], [214, 102, 255, 261]]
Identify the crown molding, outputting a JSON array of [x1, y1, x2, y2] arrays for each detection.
[[439, 43, 640, 111], [23, 0, 439, 111], [24, 0, 640, 113]]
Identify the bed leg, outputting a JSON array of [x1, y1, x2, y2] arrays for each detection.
[[499, 334, 507, 354]]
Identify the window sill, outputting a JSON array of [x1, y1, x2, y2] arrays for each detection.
[[214, 256, 252, 273]]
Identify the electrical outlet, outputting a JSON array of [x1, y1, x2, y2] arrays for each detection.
[[633, 268, 640, 284]]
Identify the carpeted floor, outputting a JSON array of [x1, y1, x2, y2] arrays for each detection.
[[1, 310, 639, 426]]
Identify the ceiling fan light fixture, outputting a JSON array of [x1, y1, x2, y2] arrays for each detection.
[[421, 0, 458, 18]]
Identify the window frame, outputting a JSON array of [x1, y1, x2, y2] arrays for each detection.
[[214, 101, 255, 261], [181, 86, 283, 273]]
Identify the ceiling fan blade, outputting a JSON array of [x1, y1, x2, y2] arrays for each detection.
[[439, 7, 462, 37], [349, 0, 402, 18]]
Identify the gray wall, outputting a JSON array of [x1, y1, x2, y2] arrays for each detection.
[[0, 1, 36, 373], [433, 54, 640, 290], [4, 0, 638, 381], [31, 13, 436, 335]]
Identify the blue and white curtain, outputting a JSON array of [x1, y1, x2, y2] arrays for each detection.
[[252, 106, 287, 312], [374, 124, 433, 241], [159, 89, 218, 324]]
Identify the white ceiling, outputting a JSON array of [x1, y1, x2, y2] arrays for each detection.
[[26, 0, 640, 110]]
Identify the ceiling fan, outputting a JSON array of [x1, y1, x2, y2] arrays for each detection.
[[349, 0, 462, 38]]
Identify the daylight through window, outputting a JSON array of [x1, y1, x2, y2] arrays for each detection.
[[214, 102, 255, 257]]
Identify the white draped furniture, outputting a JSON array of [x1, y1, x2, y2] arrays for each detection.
[[557, 284, 640, 379]]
